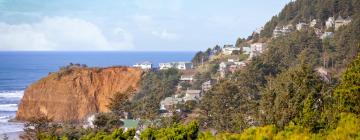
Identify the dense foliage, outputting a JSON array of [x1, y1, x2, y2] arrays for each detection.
[[129, 68, 181, 119]]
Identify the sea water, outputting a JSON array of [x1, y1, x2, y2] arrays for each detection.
[[0, 51, 195, 134]]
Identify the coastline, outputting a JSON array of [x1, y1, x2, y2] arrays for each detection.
[[2, 131, 22, 140]]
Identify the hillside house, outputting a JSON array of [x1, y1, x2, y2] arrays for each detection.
[[219, 62, 232, 78], [335, 16, 352, 30], [133, 61, 152, 70], [219, 62, 231, 72], [273, 26, 283, 38], [242, 46, 251, 55], [180, 69, 196, 82], [180, 75, 194, 82], [222, 45, 241, 55], [273, 24, 294, 38], [183, 90, 201, 102], [219, 60, 247, 77], [159, 62, 193, 70], [296, 22, 309, 31], [250, 43, 267, 59], [160, 97, 183, 111], [320, 32, 334, 40], [326, 17, 335, 29]]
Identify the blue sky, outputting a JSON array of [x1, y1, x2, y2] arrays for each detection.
[[0, 0, 289, 51]]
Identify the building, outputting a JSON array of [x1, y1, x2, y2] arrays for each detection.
[[335, 16, 352, 30], [320, 32, 334, 40], [282, 24, 294, 34], [222, 45, 241, 55], [176, 62, 193, 70], [326, 17, 335, 29], [273, 24, 294, 38], [180, 75, 194, 82], [219, 59, 247, 77], [180, 69, 196, 82], [242, 46, 251, 55], [296, 22, 309, 31], [234, 61, 247, 67], [133, 61, 152, 70], [219, 62, 231, 72], [183, 90, 201, 102], [218, 62, 232, 78], [160, 97, 183, 111], [159, 62, 193, 70], [273, 26, 283, 38], [250, 43, 267, 59]]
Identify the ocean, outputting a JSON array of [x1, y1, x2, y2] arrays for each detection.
[[0, 51, 195, 134]]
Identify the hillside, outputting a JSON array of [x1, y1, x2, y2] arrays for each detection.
[[18, 0, 360, 139], [16, 66, 143, 122]]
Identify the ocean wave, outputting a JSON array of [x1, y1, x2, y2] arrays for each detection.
[[0, 104, 18, 112], [0, 91, 24, 99], [0, 115, 12, 123]]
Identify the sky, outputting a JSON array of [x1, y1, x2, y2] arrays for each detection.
[[0, 0, 290, 51]]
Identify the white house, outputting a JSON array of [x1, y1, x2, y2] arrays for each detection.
[[273, 26, 283, 38], [234, 61, 247, 67], [326, 17, 335, 29], [176, 62, 193, 70], [219, 62, 230, 72], [273, 24, 294, 38], [180, 75, 194, 82], [159, 62, 193, 70], [242, 47, 251, 55], [160, 97, 183, 111], [222, 45, 241, 55], [282, 24, 294, 34], [335, 16, 352, 30], [159, 63, 173, 70], [250, 43, 267, 59], [320, 32, 334, 40], [296, 22, 308, 31], [133, 61, 152, 70], [184, 90, 201, 102]]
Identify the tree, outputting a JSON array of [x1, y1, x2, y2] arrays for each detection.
[[260, 65, 325, 130], [107, 87, 134, 118], [140, 121, 199, 140], [93, 113, 123, 132], [200, 80, 242, 131], [21, 115, 59, 140], [334, 54, 360, 114]]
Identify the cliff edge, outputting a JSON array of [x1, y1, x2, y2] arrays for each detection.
[[16, 66, 143, 122]]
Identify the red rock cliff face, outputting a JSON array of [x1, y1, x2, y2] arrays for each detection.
[[16, 67, 142, 122]]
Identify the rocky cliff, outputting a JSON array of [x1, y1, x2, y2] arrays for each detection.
[[16, 66, 143, 122]]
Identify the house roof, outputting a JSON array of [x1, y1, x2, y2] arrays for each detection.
[[186, 90, 201, 95], [122, 119, 139, 129]]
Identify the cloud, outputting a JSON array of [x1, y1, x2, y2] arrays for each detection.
[[151, 30, 179, 40], [0, 16, 134, 51]]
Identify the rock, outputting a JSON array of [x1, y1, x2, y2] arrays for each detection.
[[16, 66, 143, 122]]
